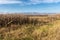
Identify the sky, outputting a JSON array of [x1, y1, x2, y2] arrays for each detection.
[[0, 0, 60, 13]]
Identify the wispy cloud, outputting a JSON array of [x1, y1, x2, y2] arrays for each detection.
[[0, 0, 60, 5], [0, 0, 22, 4], [41, 0, 60, 3], [30, 0, 60, 4]]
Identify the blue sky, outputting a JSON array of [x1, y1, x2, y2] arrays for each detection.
[[0, 0, 60, 13]]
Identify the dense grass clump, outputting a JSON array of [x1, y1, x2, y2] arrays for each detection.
[[0, 14, 52, 27]]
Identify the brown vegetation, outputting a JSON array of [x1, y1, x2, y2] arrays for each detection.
[[0, 14, 60, 40]]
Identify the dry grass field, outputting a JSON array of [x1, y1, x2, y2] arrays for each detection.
[[0, 14, 60, 40]]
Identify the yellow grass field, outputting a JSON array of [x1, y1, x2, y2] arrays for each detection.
[[0, 14, 60, 40]]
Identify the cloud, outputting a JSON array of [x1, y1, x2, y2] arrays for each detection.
[[20, 0, 60, 5], [42, 0, 60, 3], [0, 0, 60, 5], [30, 0, 60, 4], [0, 0, 22, 4]]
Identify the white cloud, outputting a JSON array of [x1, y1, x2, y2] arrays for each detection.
[[0, 0, 22, 4], [0, 1, 22, 4], [30, 0, 60, 4], [0, 0, 60, 5], [42, 0, 60, 3], [29, 0, 41, 4], [20, 0, 60, 5]]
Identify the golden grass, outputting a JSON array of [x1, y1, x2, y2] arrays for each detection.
[[0, 14, 60, 40]]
